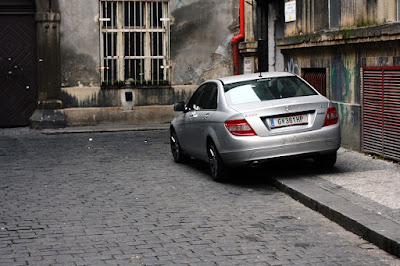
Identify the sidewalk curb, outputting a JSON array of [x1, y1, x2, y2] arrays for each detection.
[[272, 177, 400, 258], [41, 124, 170, 135]]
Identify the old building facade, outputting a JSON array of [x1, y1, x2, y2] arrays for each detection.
[[2, 0, 399, 161], [241, 0, 400, 160], [56, 0, 238, 126], [0, 0, 239, 127]]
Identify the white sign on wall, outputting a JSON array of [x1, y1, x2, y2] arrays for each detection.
[[244, 58, 253, 74], [285, 1, 296, 22]]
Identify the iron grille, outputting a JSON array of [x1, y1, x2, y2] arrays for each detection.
[[302, 70, 326, 96], [100, 0, 170, 86], [362, 67, 400, 162]]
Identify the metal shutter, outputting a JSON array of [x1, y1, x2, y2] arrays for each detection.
[[303, 71, 326, 96], [362, 67, 400, 162]]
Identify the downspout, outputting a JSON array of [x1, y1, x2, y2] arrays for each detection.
[[232, 0, 245, 75]]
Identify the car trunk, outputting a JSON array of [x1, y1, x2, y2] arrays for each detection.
[[229, 95, 330, 137]]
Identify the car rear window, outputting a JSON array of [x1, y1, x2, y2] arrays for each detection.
[[224, 76, 318, 105]]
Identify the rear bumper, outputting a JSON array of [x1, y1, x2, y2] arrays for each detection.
[[218, 124, 341, 166]]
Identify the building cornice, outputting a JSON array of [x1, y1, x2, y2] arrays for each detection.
[[277, 22, 400, 50]]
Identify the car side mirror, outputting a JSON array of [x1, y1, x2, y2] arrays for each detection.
[[174, 101, 186, 112]]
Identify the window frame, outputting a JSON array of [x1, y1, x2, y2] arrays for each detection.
[[328, 0, 340, 29], [186, 82, 218, 111], [99, 0, 170, 87], [187, 84, 207, 111], [200, 83, 218, 110]]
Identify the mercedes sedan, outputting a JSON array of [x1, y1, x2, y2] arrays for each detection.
[[170, 72, 341, 181]]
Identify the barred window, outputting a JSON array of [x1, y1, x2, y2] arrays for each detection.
[[100, 0, 170, 86]]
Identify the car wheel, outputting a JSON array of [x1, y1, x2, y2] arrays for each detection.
[[170, 130, 189, 163], [314, 151, 337, 170], [208, 142, 226, 182]]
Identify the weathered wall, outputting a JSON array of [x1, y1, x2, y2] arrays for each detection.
[[284, 0, 398, 37], [59, 0, 237, 88], [269, 1, 284, 72], [59, 0, 100, 88], [170, 0, 236, 84], [60, 85, 196, 110], [341, 0, 397, 27], [282, 41, 400, 151], [59, 0, 237, 113]]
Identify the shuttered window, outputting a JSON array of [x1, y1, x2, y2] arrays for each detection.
[[362, 67, 400, 161]]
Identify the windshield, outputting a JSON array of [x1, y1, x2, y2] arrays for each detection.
[[224, 76, 318, 105]]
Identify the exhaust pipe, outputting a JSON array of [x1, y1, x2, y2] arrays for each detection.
[[249, 161, 261, 168]]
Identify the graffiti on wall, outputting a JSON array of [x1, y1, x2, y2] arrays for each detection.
[[338, 103, 356, 126], [284, 56, 299, 75], [331, 54, 360, 104], [330, 52, 362, 150], [176, 0, 185, 8], [336, 102, 361, 149]]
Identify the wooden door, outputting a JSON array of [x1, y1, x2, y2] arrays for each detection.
[[0, 2, 37, 127]]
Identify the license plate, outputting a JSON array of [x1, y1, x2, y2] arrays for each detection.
[[270, 114, 308, 128]]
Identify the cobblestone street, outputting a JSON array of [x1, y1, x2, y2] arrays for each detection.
[[0, 128, 399, 265]]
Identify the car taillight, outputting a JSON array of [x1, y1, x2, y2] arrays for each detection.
[[323, 107, 339, 127], [225, 119, 257, 136]]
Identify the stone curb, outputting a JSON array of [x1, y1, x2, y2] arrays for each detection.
[[41, 124, 170, 135], [272, 177, 400, 258]]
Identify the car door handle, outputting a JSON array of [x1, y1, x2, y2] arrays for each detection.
[[203, 113, 210, 120], [188, 112, 198, 122]]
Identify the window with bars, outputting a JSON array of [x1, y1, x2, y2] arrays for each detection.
[[100, 0, 170, 87]]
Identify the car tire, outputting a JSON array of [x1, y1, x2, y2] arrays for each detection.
[[314, 151, 337, 170], [208, 142, 226, 182], [170, 130, 189, 163]]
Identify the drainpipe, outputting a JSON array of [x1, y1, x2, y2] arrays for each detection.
[[232, 0, 245, 75]]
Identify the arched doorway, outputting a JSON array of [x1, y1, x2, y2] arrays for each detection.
[[0, 0, 37, 127]]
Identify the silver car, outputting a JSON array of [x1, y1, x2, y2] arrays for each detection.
[[170, 72, 341, 181]]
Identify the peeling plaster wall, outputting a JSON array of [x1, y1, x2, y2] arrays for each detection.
[[58, 0, 237, 88], [170, 0, 236, 85], [58, 0, 237, 111], [60, 86, 197, 111], [59, 0, 100, 88]]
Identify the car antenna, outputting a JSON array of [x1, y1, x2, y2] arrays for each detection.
[[259, 71, 263, 78]]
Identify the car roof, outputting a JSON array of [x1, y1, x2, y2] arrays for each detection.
[[217, 72, 296, 85]]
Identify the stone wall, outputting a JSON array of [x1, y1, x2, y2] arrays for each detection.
[[58, 0, 237, 119]]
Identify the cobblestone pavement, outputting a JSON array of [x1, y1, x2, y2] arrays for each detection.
[[0, 128, 399, 265]]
